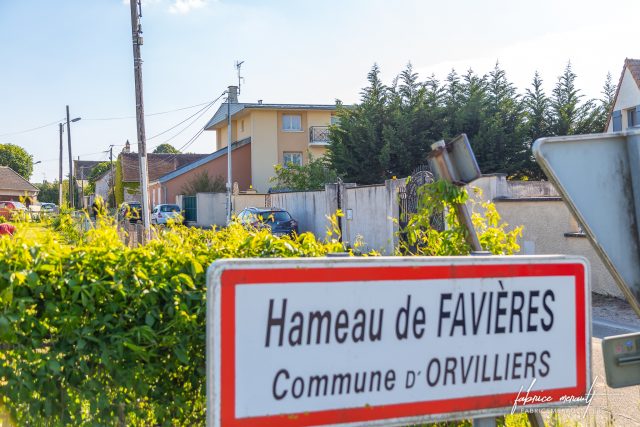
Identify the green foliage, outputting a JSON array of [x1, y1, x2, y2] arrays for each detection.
[[0, 217, 348, 425], [550, 62, 590, 136], [180, 171, 225, 195], [115, 158, 124, 206], [86, 162, 111, 194], [34, 180, 60, 204], [329, 62, 614, 183], [399, 180, 522, 256], [0, 143, 33, 180], [153, 144, 180, 154], [270, 152, 338, 191]]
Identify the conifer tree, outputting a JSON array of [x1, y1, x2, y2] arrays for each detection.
[[328, 64, 390, 183], [522, 72, 551, 178]]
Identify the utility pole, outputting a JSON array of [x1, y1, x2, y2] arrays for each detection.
[[58, 123, 64, 207], [79, 157, 84, 209], [130, 0, 151, 239], [226, 86, 238, 224], [66, 105, 74, 208], [109, 145, 115, 208]]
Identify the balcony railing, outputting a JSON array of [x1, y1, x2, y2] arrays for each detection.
[[309, 126, 330, 145]]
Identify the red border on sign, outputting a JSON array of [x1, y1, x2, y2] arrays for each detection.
[[219, 263, 586, 427]]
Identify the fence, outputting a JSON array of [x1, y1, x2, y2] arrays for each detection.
[[117, 221, 146, 247], [182, 196, 197, 223]]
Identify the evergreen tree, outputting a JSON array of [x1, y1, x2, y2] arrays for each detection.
[[522, 72, 551, 179], [524, 72, 551, 142], [329, 64, 390, 183], [481, 63, 527, 176], [383, 63, 428, 177], [595, 72, 617, 132], [549, 62, 600, 135], [328, 61, 611, 184]]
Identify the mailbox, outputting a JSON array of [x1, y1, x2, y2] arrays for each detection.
[[602, 332, 640, 388]]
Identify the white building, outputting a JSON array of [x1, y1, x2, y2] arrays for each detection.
[[607, 58, 640, 132]]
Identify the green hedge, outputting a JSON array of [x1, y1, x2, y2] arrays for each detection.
[[0, 221, 345, 426]]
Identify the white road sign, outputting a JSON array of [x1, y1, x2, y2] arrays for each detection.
[[206, 256, 590, 427]]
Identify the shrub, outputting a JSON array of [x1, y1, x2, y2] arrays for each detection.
[[0, 221, 346, 426], [399, 180, 522, 256]]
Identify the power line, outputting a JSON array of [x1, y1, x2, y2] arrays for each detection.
[[0, 119, 64, 138], [83, 100, 214, 121], [147, 98, 217, 141], [149, 92, 224, 151], [0, 100, 214, 137]]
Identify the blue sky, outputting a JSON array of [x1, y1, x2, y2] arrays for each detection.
[[0, 0, 637, 182]]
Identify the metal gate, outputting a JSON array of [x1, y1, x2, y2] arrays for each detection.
[[398, 165, 444, 231], [183, 196, 197, 223]]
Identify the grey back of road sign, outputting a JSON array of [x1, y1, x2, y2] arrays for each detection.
[[533, 131, 640, 316], [428, 134, 481, 184]]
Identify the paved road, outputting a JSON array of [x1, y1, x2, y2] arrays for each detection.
[[541, 315, 640, 426], [592, 316, 639, 338]]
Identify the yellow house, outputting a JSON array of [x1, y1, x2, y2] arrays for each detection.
[[204, 95, 338, 193]]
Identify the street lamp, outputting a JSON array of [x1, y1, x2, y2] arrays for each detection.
[[66, 106, 81, 208], [58, 113, 81, 207]]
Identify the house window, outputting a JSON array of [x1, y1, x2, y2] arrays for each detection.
[[330, 114, 340, 125], [283, 152, 303, 167], [282, 114, 302, 132], [627, 108, 637, 128]]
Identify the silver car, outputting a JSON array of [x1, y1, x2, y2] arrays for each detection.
[[151, 204, 183, 225]]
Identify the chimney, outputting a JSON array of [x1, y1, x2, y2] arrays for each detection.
[[258, 99, 263, 104], [228, 85, 238, 103], [123, 140, 131, 153]]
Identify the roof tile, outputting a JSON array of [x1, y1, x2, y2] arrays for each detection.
[[120, 153, 209, 182], [0, 166, 38, 192]]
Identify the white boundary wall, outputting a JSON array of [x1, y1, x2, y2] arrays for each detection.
[[196, 193, 227, 227], [181, 175, 621, 298], [269, 184, 339, 239]]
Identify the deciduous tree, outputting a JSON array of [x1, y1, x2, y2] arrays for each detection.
[[0, 143, 33, 179]]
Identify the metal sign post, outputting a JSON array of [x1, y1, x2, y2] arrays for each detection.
[[428, 135, 483, 252], [206, 256, 590, 427]]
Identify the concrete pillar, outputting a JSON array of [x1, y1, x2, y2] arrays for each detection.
[[385, 177, 406, 255]]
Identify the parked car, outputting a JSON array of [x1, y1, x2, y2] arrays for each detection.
[[151, 204, 183, 225], [237, 207, 298, 236], [118, 202, 142, 223], [0, 201, 27, 221], [40, 203, 57, 213]]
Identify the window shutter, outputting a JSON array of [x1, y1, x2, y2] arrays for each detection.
[[613, 110, 622, 132]]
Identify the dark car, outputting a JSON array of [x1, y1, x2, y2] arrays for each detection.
[[237, 207, 298, 236], [118, 202, 143, 223]]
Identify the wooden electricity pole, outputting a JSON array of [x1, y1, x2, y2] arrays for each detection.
[[129, 0, 151, 239], [58, 123, 64, 207], [66, 105, 74, 208], [109, 145, 115, 208]]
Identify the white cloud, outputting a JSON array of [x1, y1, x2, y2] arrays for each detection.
[[168, 0, 207, 14]]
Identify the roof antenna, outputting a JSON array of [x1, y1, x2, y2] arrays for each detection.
[[235, 60, 244, 96]]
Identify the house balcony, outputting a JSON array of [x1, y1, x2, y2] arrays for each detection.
[[309, 126, 330, 145]]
